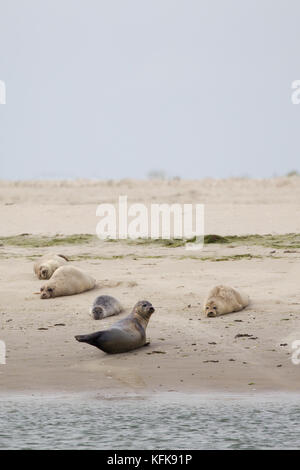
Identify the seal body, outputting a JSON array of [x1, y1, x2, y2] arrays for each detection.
[[34, 253, 68, 280], [90, 295, 123, 320], [204, 285, 249, 317], [40, 265, 96, 299], [75, 300, 155, 353]]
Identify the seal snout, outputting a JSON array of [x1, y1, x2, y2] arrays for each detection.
[[207, 311, 217, 318], [40, 288, 48, 299], [142, 301, 155, 315]]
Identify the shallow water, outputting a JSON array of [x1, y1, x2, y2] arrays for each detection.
[[0, 392, 299, 449]]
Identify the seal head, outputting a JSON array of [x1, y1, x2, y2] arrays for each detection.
[[205, 300, 219, 317], [132, 300, 155, 320], [92, 306, 104, 320], [40, 285, 55, 299], [39, 265, 50, 280]]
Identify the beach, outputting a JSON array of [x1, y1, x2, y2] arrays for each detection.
[[0, 177, 300, 394]]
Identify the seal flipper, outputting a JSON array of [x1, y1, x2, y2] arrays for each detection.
[[58, 254, 69, 262], [75, 331, 103, 347]]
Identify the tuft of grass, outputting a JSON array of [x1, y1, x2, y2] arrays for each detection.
[[0, 234, 94, 247], [204, 234, 228, 244], [71, 254, 125, 260], [226, 233, 300, 249], [179, 253, 262, 261], [213, 254, 262, 261], [124, 237, 188, 248], [202, 233, 300, 250], [70, 254, 164, 261]]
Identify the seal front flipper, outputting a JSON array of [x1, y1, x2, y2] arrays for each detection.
[[75, 331, 103, 347]]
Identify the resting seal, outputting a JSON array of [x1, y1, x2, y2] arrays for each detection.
[[40, 265, 96, 299], [34, 253, 68, 280], [204, 285, 249, 317], [90, 295, 123, 320], [75, 300, 155, 353]]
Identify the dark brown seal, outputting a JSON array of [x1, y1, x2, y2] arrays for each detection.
[[75, 300, 155, 353]]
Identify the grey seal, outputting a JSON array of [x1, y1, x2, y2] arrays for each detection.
[[204, 285, 249, 317], [34, 253, 69, 280], [75, 300, 155, 354], [40, 266, 96, 299], [90, 295, 123, 320]]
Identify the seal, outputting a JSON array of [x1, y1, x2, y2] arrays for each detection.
[[75, 300, 155, 353], [40, 265, 96, 299], [34, 253, 69, 280], [90, 295, 123, 320], [204, 285, 249, 317]]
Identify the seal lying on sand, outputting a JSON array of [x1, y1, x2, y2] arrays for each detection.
[[204, 285, 249, 317], [40, 265, 96, 299], [90, 295, 123, 320], [34, 253, 69, 280], [75, 300, 155, 353]]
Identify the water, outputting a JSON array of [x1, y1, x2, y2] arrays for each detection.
[[0, 392, 299, 449]]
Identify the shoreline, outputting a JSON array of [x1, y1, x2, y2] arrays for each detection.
[[1, 389, 300, 401]]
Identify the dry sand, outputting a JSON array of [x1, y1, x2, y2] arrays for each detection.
[[0, 177, 300, 395]]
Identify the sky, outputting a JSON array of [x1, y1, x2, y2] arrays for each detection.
[[0, 0, 300, 180]]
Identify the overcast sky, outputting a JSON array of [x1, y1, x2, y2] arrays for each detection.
[[0, 0, 299, 180]]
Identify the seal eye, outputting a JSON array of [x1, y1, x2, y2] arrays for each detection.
[[142, 303, 148, 308], [47, 288, 53, 292], [213, 307, 217, 310]]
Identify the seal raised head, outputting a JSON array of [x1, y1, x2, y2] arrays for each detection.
[[34, 253, 69, 280], [204, 285, 249, 317], [40, 265, 96, 299], [90, 295, 123, 320], [75, 300, 155, 354]]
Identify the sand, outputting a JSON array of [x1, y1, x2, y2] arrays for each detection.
[[0, 177, 300, 394]]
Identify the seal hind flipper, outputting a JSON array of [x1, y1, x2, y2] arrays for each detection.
[[58, 254, 69, 262], [75, 331, 103, 346]]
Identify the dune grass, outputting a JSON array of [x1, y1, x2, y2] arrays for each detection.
[[0, 233, 299, 249], [219, 233, 300, 249], [0, 234, 94, 247]]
